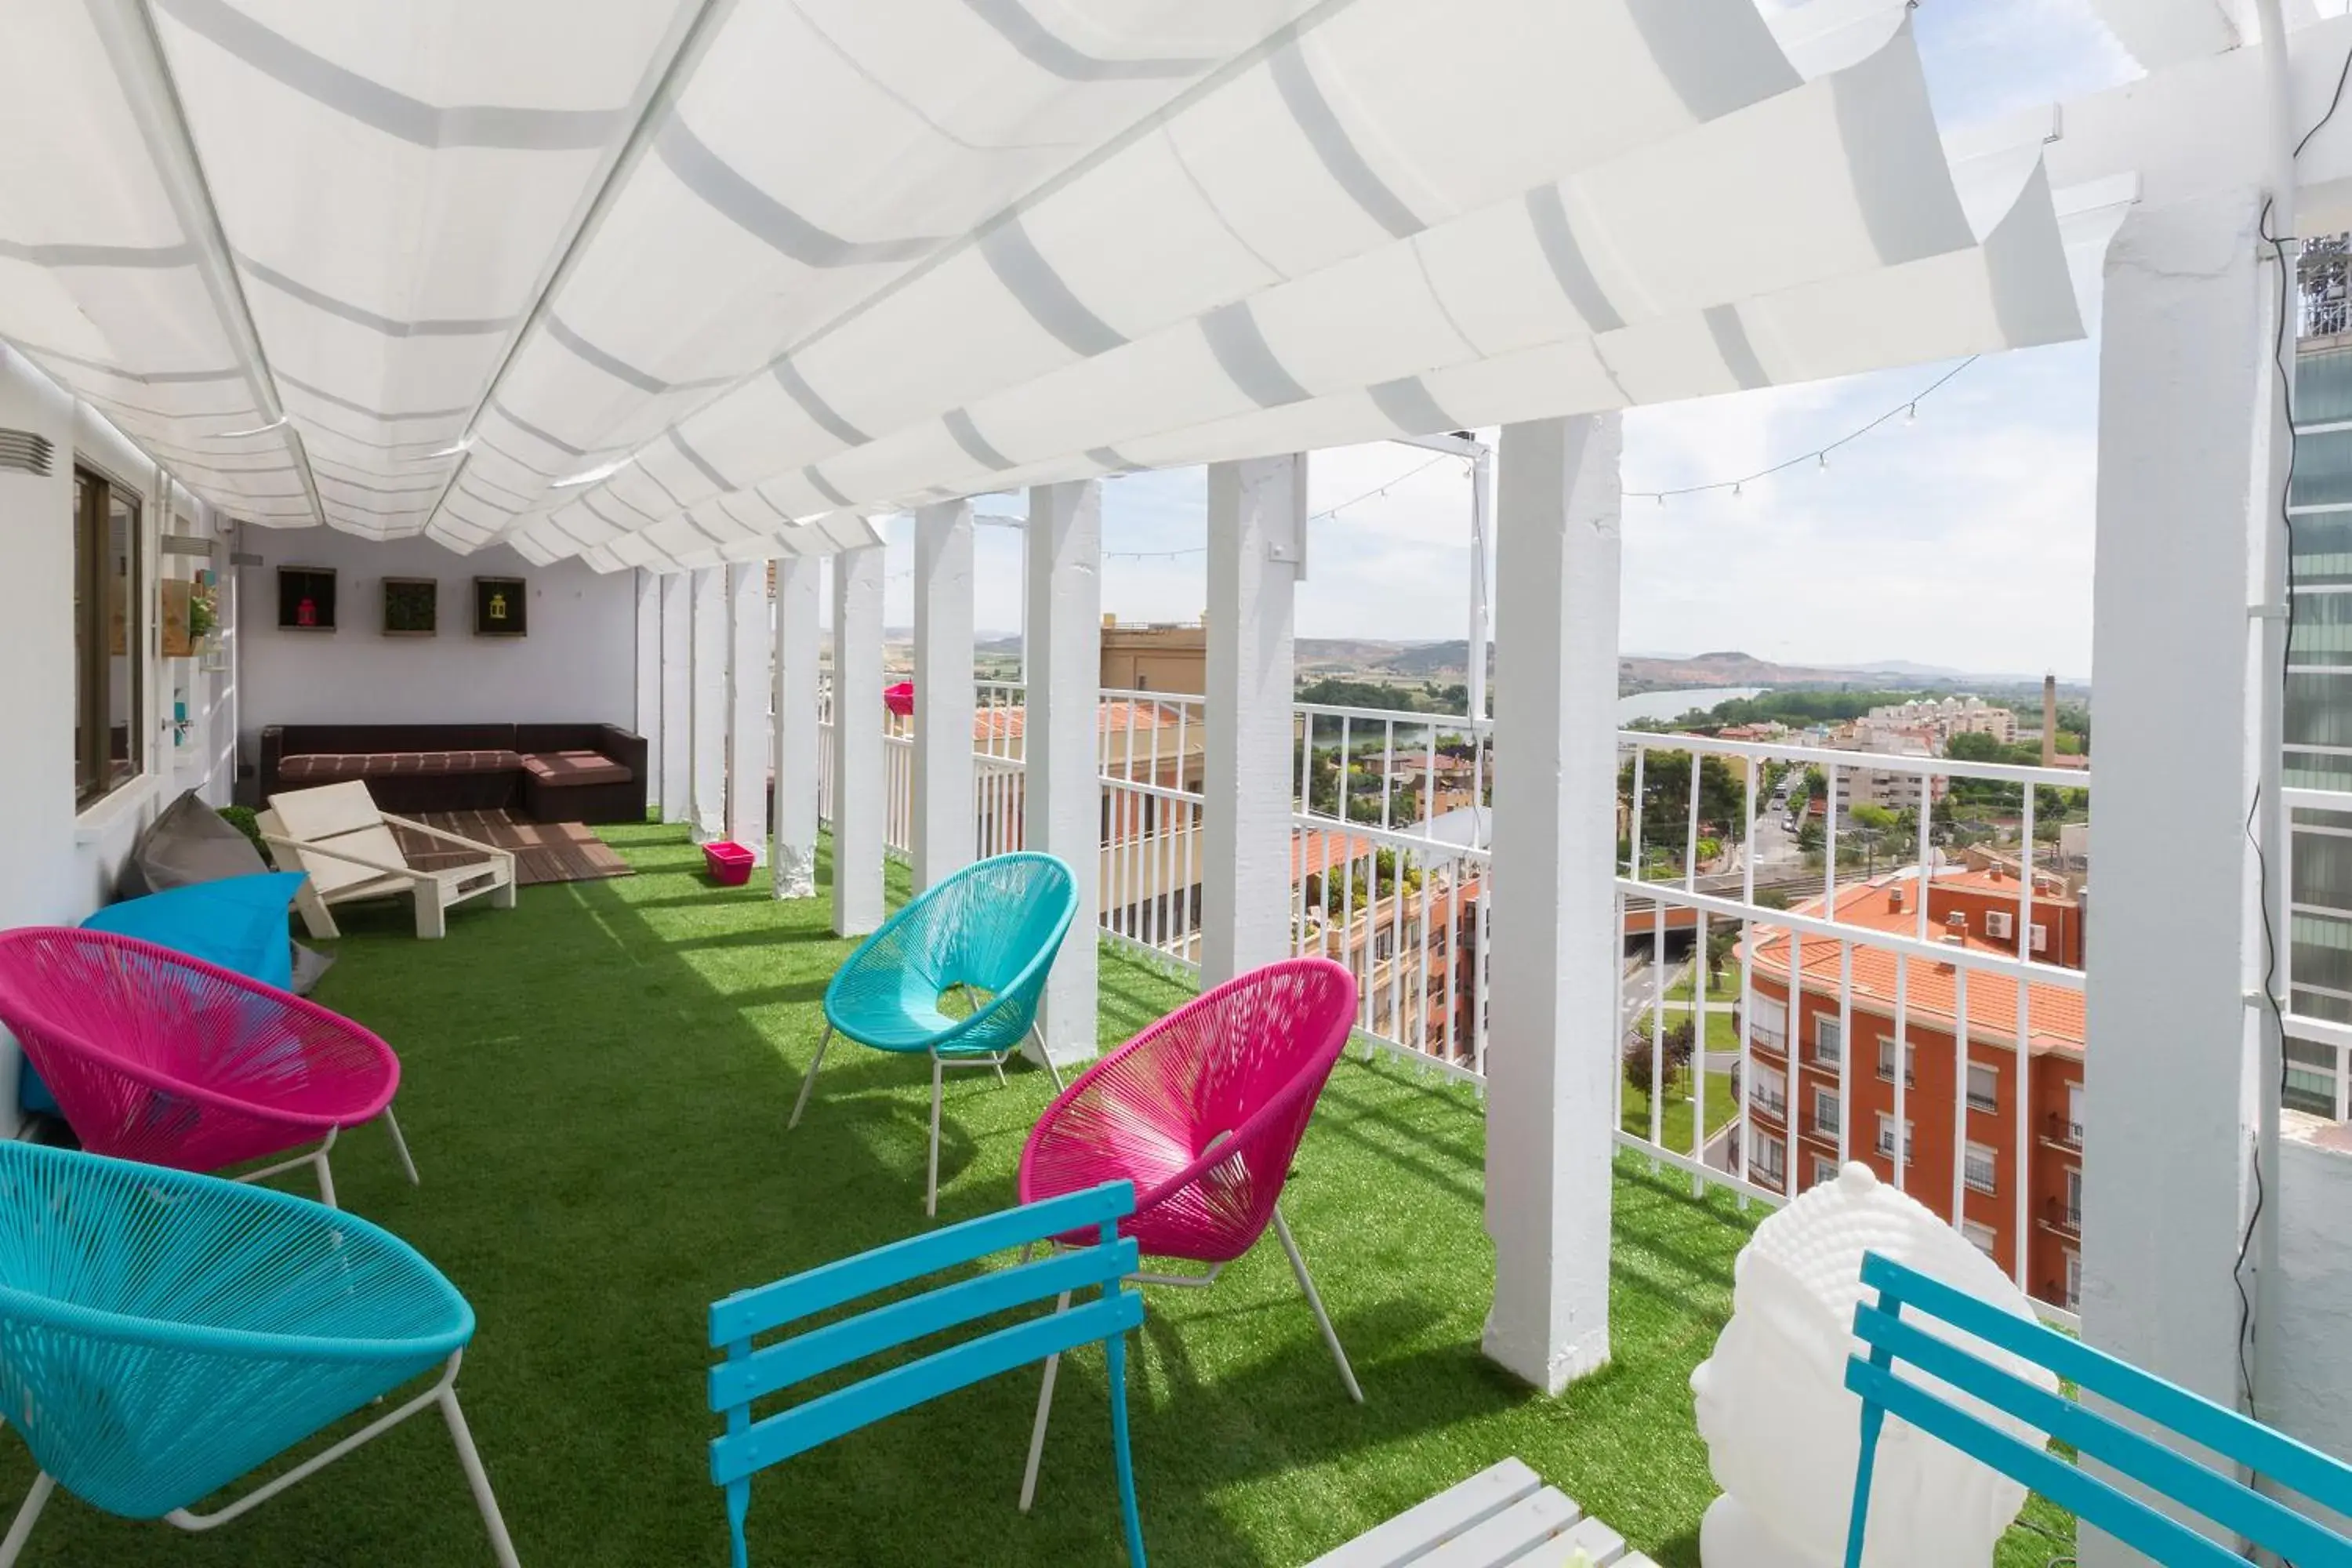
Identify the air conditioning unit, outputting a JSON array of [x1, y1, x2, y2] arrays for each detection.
[[1986, 909, 2013, 939], [2031, 923, 2049, 953]]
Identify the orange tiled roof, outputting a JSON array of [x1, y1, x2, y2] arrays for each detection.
[[1744, 877, 2084, 1052], [971, 699, 1190, 743]]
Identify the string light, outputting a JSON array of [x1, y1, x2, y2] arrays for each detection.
[[1624, 355, 1977, 504]]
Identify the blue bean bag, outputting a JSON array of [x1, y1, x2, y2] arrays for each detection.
[[19, 873, 311, 1116]]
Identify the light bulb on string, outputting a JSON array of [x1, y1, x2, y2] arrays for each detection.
[[1817, 451, 1830, 473], [1904, 402, 1918, 426]]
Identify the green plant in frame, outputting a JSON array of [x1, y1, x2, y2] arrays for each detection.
[[383, 577, 437, 636]]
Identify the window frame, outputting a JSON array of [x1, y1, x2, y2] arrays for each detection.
[[1812, 1085, 1841, 1139], [1813, 1013, 1844, 1065], [1966, 1061, 2001, 1114], [1963, 1140, 1999, 1195], [73, 464, 144, 811]]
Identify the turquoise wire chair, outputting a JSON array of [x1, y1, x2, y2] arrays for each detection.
[[708, 1180, 1146, 1568], [0, 1142, 520, 1566], [790, 852, 1079, 1214]]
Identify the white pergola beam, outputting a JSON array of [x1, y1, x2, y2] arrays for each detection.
[[831, 543, 887, 936], [659, 569, 691, 824], [1024, 480, 1103, 1069], [773, 555, 821, 899], [725, 561, 768, 861], [1483, 413, 1621, 1396], [2078, 191, 2270, 1566], [1201, 455, 1304, 987], [688, 564, 727, 843], [912, 500, 976, 892]]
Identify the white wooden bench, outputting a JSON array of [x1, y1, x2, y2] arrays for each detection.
[[1306, 1457, 1661, 1568]]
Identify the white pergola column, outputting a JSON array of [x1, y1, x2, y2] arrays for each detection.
[[1201, 455, 1304, 987], [659, 570, 691, 824], [1023, 480, 1102, 1069], [634, 570, 661, 815], [2078, 191, 2270, 1564], [831, 543, 887, 936], [724, 562, 769, 859], [912, 500, 975, 892], [688, 565, 728, 842], [1483, 414, 1621, 1395], [772, 554, 821, 899]]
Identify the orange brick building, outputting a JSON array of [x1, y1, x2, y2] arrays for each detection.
[[1741, 867, 2086, 1311]]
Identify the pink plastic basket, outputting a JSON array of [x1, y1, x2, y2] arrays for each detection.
[[702, 840, 756, 886]]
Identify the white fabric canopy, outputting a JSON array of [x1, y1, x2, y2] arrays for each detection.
[[1, 0, 2090, 569]]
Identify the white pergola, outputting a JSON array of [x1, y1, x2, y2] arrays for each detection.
[[7, 4, 2349, 1552]]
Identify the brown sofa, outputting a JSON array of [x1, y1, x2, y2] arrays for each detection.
[[259, 722, 647, 823]]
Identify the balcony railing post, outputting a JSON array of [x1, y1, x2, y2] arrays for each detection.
[[724, 562, 768, 864], [633, 569, 662, 816], [771, 555, 820, 899], [688, 564, 728, 844], [1483, 412, 1621, 1394], [1203, 455, 1304, 985], [830, 543, 887, 937], [659, 568, 691, 825], [1023, 481, 1103, 1072], [911, 500, 976, 893], [2082, 191, 2274, 1501]]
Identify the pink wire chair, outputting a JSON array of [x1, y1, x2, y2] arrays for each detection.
[[1014, 957, 1363, 1512], [0, 928, 415, 1208]]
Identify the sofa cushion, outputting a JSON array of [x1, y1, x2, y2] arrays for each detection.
[[521, 750, 633, 787], [280, 750, 521, 783]]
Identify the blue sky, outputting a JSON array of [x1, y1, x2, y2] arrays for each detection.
[[878, 0, 2141, 681]]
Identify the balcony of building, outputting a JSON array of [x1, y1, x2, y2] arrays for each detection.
[[12, 4, 2352, 1566]]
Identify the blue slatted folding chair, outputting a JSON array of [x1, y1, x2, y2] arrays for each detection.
[[707, 1179, 1147, 1568], [789, 852, 1078, 1216], [1843, 1250, 2352, 1567]]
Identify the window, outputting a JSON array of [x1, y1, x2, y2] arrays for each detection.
[[2064, 1167, 2083, 1230], [1750, 1130, 1786, 1185], [1751, 1065, 1787, 1118], [1813, 1014, 1843, 1066], [74, 466, 142, 808], [1962, 1219, 1998, 1259], [1751, 996, 1788, 1052], [1875, 1036, 1916, 1084], [1964, 1141, 1998, 1194], [2066, 1081, 2084, 1143], [1810, 1155, 1838, 1189], [2063, 1248, 2082, 1310], [1966, 1062, 2000, 1114], [1875, 1113, 1915, 1161], [1812, 1087, 1841, 1139]]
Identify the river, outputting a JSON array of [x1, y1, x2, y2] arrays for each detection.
[[1615, 685, 1764, 724]]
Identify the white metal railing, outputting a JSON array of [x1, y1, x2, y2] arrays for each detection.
[[2281, 783, 2352, 1120], [815, 678, 2095, 1323], [1617, 728, 2091, 1325]]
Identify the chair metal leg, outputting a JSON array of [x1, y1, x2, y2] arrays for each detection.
[[788, 1025, 833, 1131], [313, 1124, 340, 1210], [440, 1385, 523, 1568], [383, 1105, 421, 1186], [1018, 1289, 1074, 1513], [927, 1054, 945, 1218], [1028, 1022, 1066, 1094], [0, 1474, 53, 1568], [1272, 1208, 1363, 1403]]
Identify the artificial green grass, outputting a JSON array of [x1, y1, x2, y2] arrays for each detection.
[[0, 823, 2071, 1566]]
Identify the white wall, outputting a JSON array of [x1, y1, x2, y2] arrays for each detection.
[[234, 530, 637, 764]]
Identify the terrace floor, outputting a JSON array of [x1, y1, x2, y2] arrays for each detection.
[[0, 824, 2069, 1566]]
